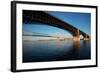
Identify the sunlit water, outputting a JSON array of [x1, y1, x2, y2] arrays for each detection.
[[23, 39, 91, 63]]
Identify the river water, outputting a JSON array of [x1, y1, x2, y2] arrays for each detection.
[[23, 39, 91, 63]]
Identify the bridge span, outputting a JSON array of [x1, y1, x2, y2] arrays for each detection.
[[23, 10, 90, 41]]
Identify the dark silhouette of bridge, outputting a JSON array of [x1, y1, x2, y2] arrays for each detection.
[[23, 10, 90, 41]]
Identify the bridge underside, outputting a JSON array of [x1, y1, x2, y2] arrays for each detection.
[[23, 10, 90, 41]]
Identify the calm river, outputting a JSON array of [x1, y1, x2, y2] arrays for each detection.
[[23, 39, 91, 63]]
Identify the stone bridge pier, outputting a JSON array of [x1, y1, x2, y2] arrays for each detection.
[[73, 29, 80, 41], [72, 29, 90, 41], [83, 35, 90, 40]]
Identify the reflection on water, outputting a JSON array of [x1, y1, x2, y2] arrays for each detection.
[[73, 41, 80, 50], [23, 39, 91, 63]]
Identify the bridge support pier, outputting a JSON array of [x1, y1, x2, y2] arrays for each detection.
[[73, 35, 80, 41], [83, 38, 89, 40], [83, 35, 90, 41], [73, 29, 80, 41]]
